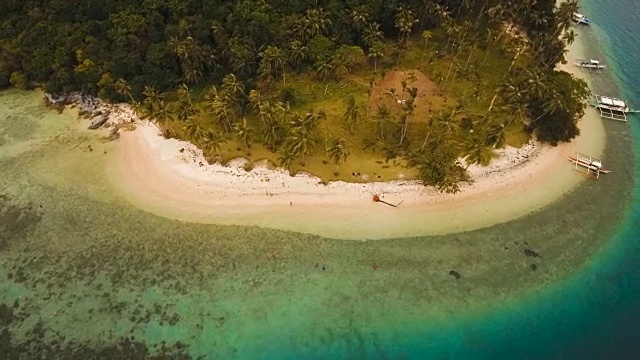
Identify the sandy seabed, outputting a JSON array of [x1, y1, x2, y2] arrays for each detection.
[[105, 39, 605, 240]]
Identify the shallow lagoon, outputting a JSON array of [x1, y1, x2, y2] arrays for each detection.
[[0, 79, 634, 358]]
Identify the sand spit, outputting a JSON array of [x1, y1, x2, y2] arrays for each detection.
[[58, 38, 604, 240]]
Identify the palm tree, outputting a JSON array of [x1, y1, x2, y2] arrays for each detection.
[[562, 30, 576, 46], [394, 6, 418, 45], [114, 78, 135, 103], [152, 100, 174, 127], [221, 73, 245, 107], [302, 8, 332, 42], [211, 98, 234, 134], [488, 78, 526, 113], [331, 56, 349, 80], [524, 69, 547, 99], [275, 101, 291, 124], [182, 116, 204, 143], [374, 104, 392, 140], [420, 109, 458, 151], [508, 102, 530, 126], [278, 148, 294, 171], [316, 61, 333, 82], [399, 88, 417, 144], [556, 0, 579, 32], [286, 128, 316, 166], [421, 30, 433, 61], [142, 85, 162, 111], [350, 6, 369, 43], [363, 22, 384, 48], [259, 45, 286, 85], [419, 116, 438, 152], [368, 43, 384, 73], [289, 40, 307, 71], [483, 121, 507, 149], [233, 118, 254, 153], [203, 130, 225, 158], [176, 84, 200, 121], [326, 137, 350, 175], [289, 109, 323, 134], [342, 95, 363, 134], [183, 67, 203, 85], [248, 89, 262, 113], [458, 135, 498, 168], [259, 109, 282, 151], [176, 102, 197, 121]]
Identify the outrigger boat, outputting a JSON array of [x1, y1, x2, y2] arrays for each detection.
[[574, 59, 606, 71], [567, 153, 610, 179], [88, 111, 111, 130], [573, 13, 592, 25], [589, 94, 639, 122]]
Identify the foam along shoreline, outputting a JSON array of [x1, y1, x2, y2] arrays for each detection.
[[106, 38, 605, 240]]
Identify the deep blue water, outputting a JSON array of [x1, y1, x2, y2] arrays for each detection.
[[453, 1, 640, 358], [390, 1, 640, 359]]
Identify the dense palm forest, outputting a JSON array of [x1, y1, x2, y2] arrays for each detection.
[[0, 0, 589, 192]]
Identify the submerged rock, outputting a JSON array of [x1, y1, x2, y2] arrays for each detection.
[[524, 249, 541, 258], [449, 270, 461, 279]]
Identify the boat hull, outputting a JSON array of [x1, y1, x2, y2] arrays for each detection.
[[589, 102, 631, 114], [88, 115, 109, 130], [574, 63, 605, 70]]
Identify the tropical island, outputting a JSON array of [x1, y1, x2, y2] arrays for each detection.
[[0, 0, 589, 194]]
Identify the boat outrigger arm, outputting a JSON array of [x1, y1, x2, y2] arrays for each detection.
[[567, 152, 611, 179]]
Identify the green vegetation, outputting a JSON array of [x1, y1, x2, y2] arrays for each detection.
[[0, 0, 589, 192]]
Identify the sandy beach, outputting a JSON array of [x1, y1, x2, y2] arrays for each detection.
[[106, 38, 605, 240]]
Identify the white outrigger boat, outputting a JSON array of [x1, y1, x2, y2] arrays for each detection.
[[589, 94, 638, 122], [567, 153, 610, 179], [574, 59, 606, 71], [573, 13, 592, 25]]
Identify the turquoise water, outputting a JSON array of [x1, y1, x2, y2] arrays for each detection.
[[434, 1, 640, 358], [0, 2, 638, 359]]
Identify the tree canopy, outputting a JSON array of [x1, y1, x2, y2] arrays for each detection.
[[1, 0, 578, 93], [0, 0, 590, 191]]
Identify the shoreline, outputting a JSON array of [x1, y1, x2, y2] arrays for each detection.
[[98, 37, 604, 240]]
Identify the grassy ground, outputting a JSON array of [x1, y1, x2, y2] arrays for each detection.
[[165, 30, 531, 182]]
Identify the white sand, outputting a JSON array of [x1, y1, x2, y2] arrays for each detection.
[[105, 38, 606, 240]]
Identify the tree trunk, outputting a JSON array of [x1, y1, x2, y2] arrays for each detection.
[[420, 129, 431, 152], [333, 163, 339, 176], [443, 61, 455, 88], [421, 39, 429, 61], [301, 153, 306, 167], [400, 120, 408, 145], [464, 47, 474, 70], [487, 93, 498, 113]]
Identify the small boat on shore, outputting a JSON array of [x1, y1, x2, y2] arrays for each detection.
[[88, 111, 110, 130], [589, 94, 638, 122], [574, 59, 606, 71], [573, 13, 592, 25], [567, 153, 610, 179]]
